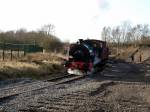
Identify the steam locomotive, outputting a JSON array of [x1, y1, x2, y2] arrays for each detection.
[[64, 39, 109, 75]]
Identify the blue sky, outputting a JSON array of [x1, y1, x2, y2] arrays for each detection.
[[0, 0, 150, 42]]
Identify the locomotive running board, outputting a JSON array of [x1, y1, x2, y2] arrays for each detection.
[[67, 69, 85, 76]]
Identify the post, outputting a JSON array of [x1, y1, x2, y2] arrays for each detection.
[[67, 46, 70, 60], [17, 48, 19, 58], [139, 54, 142, 63], [2, 43, 5, 61], [117, 42, 119, 56], [24, 50, 26, 56], [10, 49, 13, 61], [23, 45, 26, 56], [34, 40, 36, 46]]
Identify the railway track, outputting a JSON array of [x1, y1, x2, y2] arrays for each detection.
[[0, 74, 85, 102], [0, 74, 73, 92], [0, 62, 114, 103]]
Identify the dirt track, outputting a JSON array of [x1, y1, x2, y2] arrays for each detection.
[[0, 59, 150, 112]]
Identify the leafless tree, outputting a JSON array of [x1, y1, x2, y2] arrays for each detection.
[[41, 24, 55, 36], [100, 22, 150, 54], [111, 26, 122, 54], [120, 21, 132, 43], [101, 26, 111, 42], [140, 24, 150, 45]]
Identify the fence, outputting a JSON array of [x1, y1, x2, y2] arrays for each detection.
[[0, 42, 43, 60]]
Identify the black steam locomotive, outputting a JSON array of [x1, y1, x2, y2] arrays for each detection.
[[64, 39, 109, 75]]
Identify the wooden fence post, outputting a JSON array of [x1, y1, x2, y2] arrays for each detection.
[[2, 43, 5, 61], [23, 45, 26, 56], [17, 48, 19, 58], [10, 49, 13, 60]]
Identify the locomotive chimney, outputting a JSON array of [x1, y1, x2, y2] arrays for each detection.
[[79, 39, 83, 44]]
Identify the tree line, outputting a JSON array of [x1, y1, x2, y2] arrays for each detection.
[[0, 24, 63, 52], [101, 21, 150, 47]]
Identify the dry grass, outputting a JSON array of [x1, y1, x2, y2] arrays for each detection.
[[20, 53, 59, 62], [118, 46, 138, 59], [111, 46, 150, 63], [109, 46, 139, 60], [0, 53, 66, 80]]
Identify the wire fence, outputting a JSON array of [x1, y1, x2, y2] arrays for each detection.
[[0, 42, 43, 61]]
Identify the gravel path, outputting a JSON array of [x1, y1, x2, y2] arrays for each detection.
[[0, 60, 150, 112]]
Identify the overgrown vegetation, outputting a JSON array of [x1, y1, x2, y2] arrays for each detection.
[[101, 21, 150, 47], [101, 21, 150, 57], [0, 25, 66, 80], [0, 53, 65, 80], [0, 24, 63, 52]]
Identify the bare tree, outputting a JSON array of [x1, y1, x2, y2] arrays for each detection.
[[101, 26, 111, 42], [141, 24, 149, 37], [120, 21, 132, 43], [128, 24, 143, 46], [41, 24, 55, 36], [111, 26, 122, 54], [100, 22, 150, 55], [140, 24, 150, 45]]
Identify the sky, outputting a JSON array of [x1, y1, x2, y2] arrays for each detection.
[[0, 0, 150, 42]]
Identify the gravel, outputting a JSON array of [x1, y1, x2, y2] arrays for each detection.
[[0, 60, 150, 112]]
